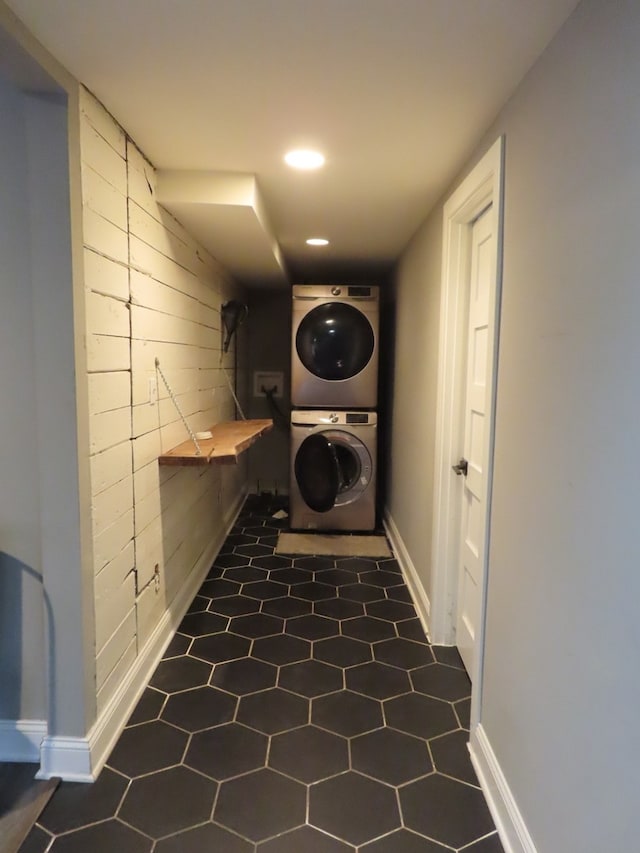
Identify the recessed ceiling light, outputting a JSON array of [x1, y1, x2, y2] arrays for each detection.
[[285, 149, 325, 170], [306, 238, 329, 246]]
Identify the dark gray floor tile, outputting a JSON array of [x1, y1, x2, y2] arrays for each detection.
[[293, 581, 338, 601], [237, 687, 309, 734], [312, 690, 382, 737], [339, 583, 385, 603], [150, 656, 212, 693], [341, 616, 395, 643], [244, 524, 279, 537], [261, 596, 313, 618], [432, 644, 466, 669], [226, 533, 259, 546], [48, 820, 151, 853], [411, 663, 471, 701], [314, 636, 372, 667], [224, 566, 269, 582], [210, 657, 277, 695], [38, 767, 127, 834], [400, 774, 495, 849], [119, 766, 216, 838], [360, 829, 448, 852], [161, 633, 191, 659], [386, 585, 414, 603], [396, 618, 429, 644], [278, 659, 343, 697], [185, 594, 210, 613], [455, 697, 472, 730], [190, 632, 250, 664], [126, 686, 165, 726], [375, 558, 402, 574], [215, 768, 306, 842], [252, 634, 311, 665], [154, 822, 253, 853], [384, 693, 458, 740], [258, 825, 354, 852], [374, 638, 434, 670], [269, 567, 313, 584], [107, 720, 187, 777], [270, 724, 349, 783], [346, 661, 411, 700], [351, 727, 432, 784], [199, 578, 241, 598], [229, 612, 283, 638], [160, 685, 236, 731], [314, 569, 357, 586], [243, 580, 290, 600], [208, 594, 261, 617], [429, 730, 478, 786], [365, 600, 417, 622], [359, 570, 405, 589], [286, 614, 340, 640], [252, 555, 294, 570], [185, 722, 267, 780], [314, 598, 365, 619], [309, 771, 400, 846], [18, 825, 52, 853], [460, 832, 505, 852], [293, 556, 335, 571], [236, 543, 274, 557], [178, 610, 228, 637], [334, 558, 378, 572]]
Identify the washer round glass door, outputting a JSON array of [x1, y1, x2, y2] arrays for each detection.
[[296, 302, 375, 381], [295, 429, 371, 512]]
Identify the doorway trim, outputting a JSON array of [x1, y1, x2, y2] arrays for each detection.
[[430, 137, 504, 718]]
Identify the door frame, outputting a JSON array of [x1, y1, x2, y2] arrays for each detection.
[[430, 137, 504, 723]]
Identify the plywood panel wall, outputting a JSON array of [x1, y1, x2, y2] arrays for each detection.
[[79, 88, 247, 713]]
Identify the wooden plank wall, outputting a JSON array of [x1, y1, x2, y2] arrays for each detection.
[[79, 88, 248, 713]]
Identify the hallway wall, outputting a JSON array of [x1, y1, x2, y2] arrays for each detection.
[[387, 0, 640, 849], [0, 75, 45, 723], [79, 88, 248, 723]]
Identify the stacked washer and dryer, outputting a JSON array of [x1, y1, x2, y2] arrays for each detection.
[[289, 284, 379, 531]]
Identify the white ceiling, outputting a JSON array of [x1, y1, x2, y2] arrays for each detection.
[[7, 0, 579, 288]]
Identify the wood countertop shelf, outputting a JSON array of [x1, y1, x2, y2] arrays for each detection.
[[158, 419, 273, 466]]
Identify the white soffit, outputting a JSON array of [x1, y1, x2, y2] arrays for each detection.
[[156, 170, 288, 288]]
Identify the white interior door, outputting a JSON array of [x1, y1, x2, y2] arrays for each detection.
[[456, 206, 495, 677]]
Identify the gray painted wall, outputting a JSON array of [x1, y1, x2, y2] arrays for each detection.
[[387, 0, 640, 849], [0, 75, 45, 720], [246, 289, 291, 495]]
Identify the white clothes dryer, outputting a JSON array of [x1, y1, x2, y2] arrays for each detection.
[[291, 284, 379, 409], [289, 410, 377, 531]]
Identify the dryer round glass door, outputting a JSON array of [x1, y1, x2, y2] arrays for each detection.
[[295, 302, 375, 381], [295, 429, 372, 513]]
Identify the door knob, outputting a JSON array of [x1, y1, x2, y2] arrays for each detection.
[[452, 458, 468, 476]]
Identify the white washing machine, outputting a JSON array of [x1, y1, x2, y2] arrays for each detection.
[[289, 410, 377, 531], [291, 284, 379, 409]]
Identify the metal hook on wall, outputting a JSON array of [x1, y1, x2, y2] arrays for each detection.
[[221, 300, 248, 352]]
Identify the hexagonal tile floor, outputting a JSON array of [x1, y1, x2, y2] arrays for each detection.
[[21, 495, 503, 853]]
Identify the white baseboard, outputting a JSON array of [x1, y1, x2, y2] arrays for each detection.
[[469, 724, 537, 853], [37, 487, 247, 782], [0, 719, 47, 763], [383, 509, 432, 641]]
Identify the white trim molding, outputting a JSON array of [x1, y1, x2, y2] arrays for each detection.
[[383, 510, 431, 642], [37, 487, 247, 782], [470, 725, 538, 853], [0, 719, 47, 763]]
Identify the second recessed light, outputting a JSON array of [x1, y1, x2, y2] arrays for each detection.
[[285, 149, 325, 170], [306, 238, 329, 246]]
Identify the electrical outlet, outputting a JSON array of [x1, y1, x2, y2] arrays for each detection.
[[253, 371, 284, 398]]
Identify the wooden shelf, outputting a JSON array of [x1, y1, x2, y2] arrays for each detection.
[[158, 419, 273, 466]]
